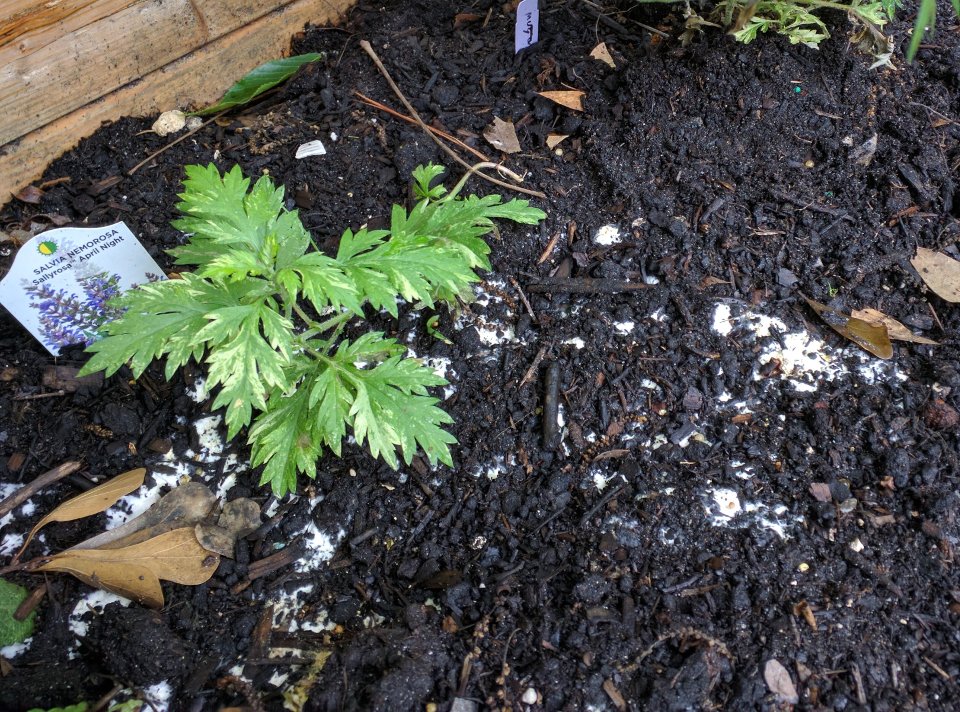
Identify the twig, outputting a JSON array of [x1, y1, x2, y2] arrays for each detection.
[[542, 362, 561, 447], [13, 390, 66, 401], [127, 112, 227, 176], [508, 276, 537, 321], [769, 189, 847, 216], [0, 460, 82, 519], [353, 91, 490, 162], [358, 40, 546, 199], [577, 0, 669, 39], [527, 277, 650, 293], [519, 346, 548, 388]]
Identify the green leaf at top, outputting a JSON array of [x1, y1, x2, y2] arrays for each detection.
[[0, 578, 35, 647], [193, 53, 322, 115]]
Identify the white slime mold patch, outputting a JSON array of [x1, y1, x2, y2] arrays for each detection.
[[712, 303, 905, 393], [593, 224, 622, 245], [702, 486, 797, 539]]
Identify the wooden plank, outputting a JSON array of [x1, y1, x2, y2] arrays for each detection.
[[0, 0, 205, 145], [0, 0, 317, 146], [0, 0, 354, 202], [0, 2, 139, 61]]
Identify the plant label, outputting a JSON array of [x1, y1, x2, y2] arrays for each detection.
[[515, 0, 539, 53], [0, 222, 165, 355]]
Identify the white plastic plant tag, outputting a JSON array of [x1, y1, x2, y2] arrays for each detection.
[[295, 140, 326, 158], [0, 222, 165, 356], [515, 0, 539, 53]]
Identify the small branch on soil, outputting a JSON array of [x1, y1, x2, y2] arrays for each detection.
[[0, 460, 81, 519], [13, 390, 66, 401], [519, 346, 548, 388], [358, 39, 546, 199], [353, 91, 490, 162], [577, 0, 668, 39], [526, 277, 650, 294], [769, 189, 847, 216], [509, 276, 537, 321], [542, 362, 561, 448]]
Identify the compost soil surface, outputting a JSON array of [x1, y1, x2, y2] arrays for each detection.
[[2, 1, 960, 710]]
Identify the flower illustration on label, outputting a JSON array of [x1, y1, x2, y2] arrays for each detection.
[[37, 240, 57, 256]]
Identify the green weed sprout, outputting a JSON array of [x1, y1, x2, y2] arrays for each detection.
[[80, 164, 546, 496]]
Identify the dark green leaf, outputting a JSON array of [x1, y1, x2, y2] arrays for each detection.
[[193, 53, 322, 115]]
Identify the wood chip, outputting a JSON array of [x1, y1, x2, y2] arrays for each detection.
[[537, 90, 585, 111], [764, 659, 799, 704]]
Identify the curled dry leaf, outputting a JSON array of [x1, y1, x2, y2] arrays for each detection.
[[483, 117, 521, 154], [537, 90, 585, 112], [34, 527, 219, 609], [911, 247, 960, 303], [801, 294, 893, 359], [14, 185, 44, 204], [16, 468, 146, 559], [763, 658, 799, 704], [546, 133, 569, 149], [589, 42, 616, 68], [850, 307, 938, 345], [71, 480, 216, 551], [195, 498, 261, 558]]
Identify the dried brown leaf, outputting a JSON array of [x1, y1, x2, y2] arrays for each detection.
[[36, 527, 220, 608], [808, 482, 832, 503], [851, 307, 938, 345], [195, 498, 261, 558], [802, 295, 893, 359], [793, 600, 818, 631], [546, 133, 569, 149], [483, 117, 521, 154], [17, 468, 145, 558], [590, 42, 616, 68], [537, 90, 585, 112], [911, 247, 960, 303], [764, 658, 799, 704], [14, 186, 44, 204], [71, 481, 215, 551]]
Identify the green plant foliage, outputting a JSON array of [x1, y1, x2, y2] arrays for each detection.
[[639, 0, 960, 62], [193, 53, 322, 115], [0, 578, 35, 646], [81, 164, 545, 496], [27, 705, 88, 712]]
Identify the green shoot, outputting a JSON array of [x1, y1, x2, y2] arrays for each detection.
[[81, 164, 546, 496]]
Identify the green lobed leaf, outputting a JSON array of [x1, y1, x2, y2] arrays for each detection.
[[0, 578, 35, 647], [192, 53, 323, 116]]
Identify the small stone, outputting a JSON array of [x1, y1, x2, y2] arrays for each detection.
[[849, 537, 864, 553], [522, 687, 538, 705], [152, 110, 186, 136]]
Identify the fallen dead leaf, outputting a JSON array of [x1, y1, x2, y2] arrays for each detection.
[[590, 42, 616, 68], [911, 247, 960, 303], [453, 12, 482, 28], [195, 498, 261, 558], [764, 658, 799, 704], [546, 133, 569, 149], [71, 480, 215, 551], [17, 468, 145, 559], [537, 90, 585, 112], [802, 294, 893, 359], [851, 307, 938, 345], [35, 527, 219, 608], [808, 482, 832, 503], [483, 117, 521, 154], [13, 185, 44, 204], [793, 600, 818, 631]]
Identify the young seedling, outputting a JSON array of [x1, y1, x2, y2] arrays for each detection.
[[80, 164, 546, 495]]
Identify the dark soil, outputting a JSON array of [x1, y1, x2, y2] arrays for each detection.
[[2, 1, 960, 710]]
